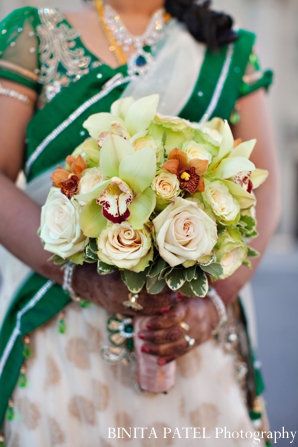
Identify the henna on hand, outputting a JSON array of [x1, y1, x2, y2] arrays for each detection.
[[139, 297, 219, 363], [72, 263, 178, 316]]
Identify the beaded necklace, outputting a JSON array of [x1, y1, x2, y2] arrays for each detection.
[[95, 0, 170, 76]]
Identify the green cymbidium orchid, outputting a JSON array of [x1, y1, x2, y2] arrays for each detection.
[[77, 134, 157, 235], [83, 94, 159, 142]]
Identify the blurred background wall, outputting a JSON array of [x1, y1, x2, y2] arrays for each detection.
[[1, 0, 297, 250]]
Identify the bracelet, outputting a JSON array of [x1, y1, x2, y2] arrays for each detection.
[[62, 262, 82, 303], [0, 82, 34, 108], [208, 287, 228, 333]]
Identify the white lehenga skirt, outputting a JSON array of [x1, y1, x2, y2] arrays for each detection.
[[2, 290, 265, 447]]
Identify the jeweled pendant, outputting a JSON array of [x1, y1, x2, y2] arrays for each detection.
[[6, 400, 14, 421], [230, 108, 241, 125], [58, 312, 66, 334], [79, 300, 90, 308], [128, 49, 153, 78], [18, 365, 27, 388], [23, 336, 31, 359]]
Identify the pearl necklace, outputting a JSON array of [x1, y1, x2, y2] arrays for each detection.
[[102, 2, 167, 77]]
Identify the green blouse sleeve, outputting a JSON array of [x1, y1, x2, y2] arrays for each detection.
[[0, 7, 40, 90], [237, 31, 274, 98]]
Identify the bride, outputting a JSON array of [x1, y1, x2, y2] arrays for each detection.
[[0, 0, 280, 445]]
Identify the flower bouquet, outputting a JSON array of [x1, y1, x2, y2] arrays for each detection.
[[40, 94, 268, 391]]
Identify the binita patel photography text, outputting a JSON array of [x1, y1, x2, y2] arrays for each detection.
[[108, 426, 297, 444]]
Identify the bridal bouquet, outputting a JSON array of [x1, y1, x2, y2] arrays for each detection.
[[40, 94, 267, 297]]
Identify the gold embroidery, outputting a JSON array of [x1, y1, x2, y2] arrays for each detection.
[[36, 8, 94, 106], [86, 322, 103, 353], [17, 397, 41, 430], [45, 355, 61, 387], [92, 379, 110, 412], [189, 403, 220, 432], [48, 417, 66, 445], [66, 337, 91, 370], [68, 395, 96, 425]]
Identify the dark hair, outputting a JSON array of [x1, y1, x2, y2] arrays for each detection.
[[165, 0, 238, 50]]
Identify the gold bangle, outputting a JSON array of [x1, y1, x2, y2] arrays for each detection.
[[0, 82, 34, 108]]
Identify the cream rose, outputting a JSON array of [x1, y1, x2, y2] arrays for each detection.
[[215, 229, 247, 278], [204, 181, 240, 224], [153, 197, 217, 267], [152, 171, 180, 202], [78, 168, 103, 197], [40, 187, 86, 258], [183, 140, 212, 164], [97, 222, 153, 272]]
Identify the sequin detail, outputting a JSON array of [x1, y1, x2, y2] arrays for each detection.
[[36, 8, 93, 106]]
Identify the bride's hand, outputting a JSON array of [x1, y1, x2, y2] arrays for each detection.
[[137, 296, 219, 364], [73, 263, 178, 316]]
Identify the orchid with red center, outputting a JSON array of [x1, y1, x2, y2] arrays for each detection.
[[51, 155, 88, 199], [162, 148, 207, 194], [76, 133, 157, 237]]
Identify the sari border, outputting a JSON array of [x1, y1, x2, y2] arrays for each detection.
[[24, 73, 131, 177], [0, 280, 54, 377], [199, 43, 234, 124]]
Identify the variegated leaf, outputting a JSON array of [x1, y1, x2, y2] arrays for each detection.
[[189, 270, 208, 297]]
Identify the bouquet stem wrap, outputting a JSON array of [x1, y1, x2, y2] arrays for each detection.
[[134, 316, 176, 393]]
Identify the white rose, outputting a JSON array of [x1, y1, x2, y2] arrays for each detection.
[[215, 229, 247, 279], [40, 188, 86, 259], [97, 222, 153, 272], [152, 171, 180, 201], [153, 197, 218, 267], [183, 140, 212, 164], [220, 247, 246, 278], [204, 181, 240, 224], [78, 167, 103, 196]]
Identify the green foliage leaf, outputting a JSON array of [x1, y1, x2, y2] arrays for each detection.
[[178, 281, 197, 297], [48, 254, 66, 266], [243, 258, 252, 268], [146, 276, 166, 294], [85, 246, 98, 262], [184, 265, 197, 282], [159, 266, 173, 280], [97, 260, 117, 275], [217, 225, 226, 236], [88, 238, 98, 253], [70, 251, 85, 265], [189, 269, 208, 297], [165, 269, 186, 291], [247, 246, 260, 258], [200, 263, 223, 277], [148, 257, 167, 278], [120, 269, 147, 293], [237, 215, 258, 238]]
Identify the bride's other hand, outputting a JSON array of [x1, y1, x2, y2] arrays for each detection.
[[137, 296, 219, 364], [73, 263, 178, 316]]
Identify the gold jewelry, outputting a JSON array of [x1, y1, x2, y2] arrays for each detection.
[[0, 82, 34, 107], [95, 0, 127, 65], [122, 292, 143, 311], [180, 321, 190, 333]]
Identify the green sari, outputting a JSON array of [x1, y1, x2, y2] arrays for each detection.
[[0, 6, 273, 442]]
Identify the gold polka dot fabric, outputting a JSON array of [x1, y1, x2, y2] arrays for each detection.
[[4, 302, 265, 447]]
